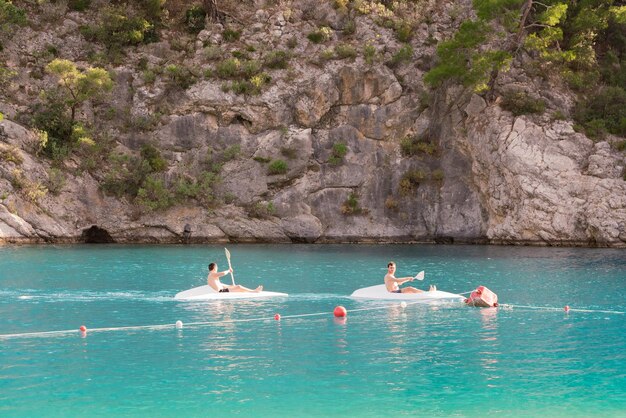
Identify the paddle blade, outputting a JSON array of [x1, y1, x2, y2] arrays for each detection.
[[224, 248, 235, 285], [414, 271, 425, 281]]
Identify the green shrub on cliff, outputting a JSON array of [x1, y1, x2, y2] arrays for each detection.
[[0, 144, 23, 165], [223, 27, 242, 42], [102, 154, 151, 198], [308, 27, 333, 43], [140, 144, 167, 172], [185, 5, 205, 34], [0, 0, 27, 28], [33, 59, 112, 158], [68, 0, 91, 12], [328, 142, 348, 166], [264, 51, 290, 69], [425, 20, 511, 92], [388, 44, 413, 67], [80, 6, 154, 53], [136, 175, 173, 211], [400, 135, 437, 157], [249, 201, 276, 219], [164, 64, 197, 89], [574, 86, 626, 139], [268, 159, 288, 175], [341, 192, 362, 215], [501, 91, 546, 116], [399, 169, 427, 196]]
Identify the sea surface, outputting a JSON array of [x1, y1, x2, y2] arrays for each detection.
[[0, 244, 624, 417]]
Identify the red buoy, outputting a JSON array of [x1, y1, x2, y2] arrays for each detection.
[[274, 314, 281, 320], [79, 325, 87, 332], [564, 305, 570, 312], [333, 306, 347, 317]]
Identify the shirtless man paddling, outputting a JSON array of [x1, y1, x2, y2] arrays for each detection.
[[207, 262, 263, 293], [384, 261, 435, 294]]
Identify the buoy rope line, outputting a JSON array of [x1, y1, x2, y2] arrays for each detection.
[[0, 299, 437, 340], [500, 304, 624, 315], [0, 297, 622, 340]]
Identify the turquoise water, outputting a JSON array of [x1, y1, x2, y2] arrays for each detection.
[[0, 244, 624, 417]]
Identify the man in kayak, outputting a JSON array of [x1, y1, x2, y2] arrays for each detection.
[[384, 261, 436, 293], [207, 262, 263, 293]]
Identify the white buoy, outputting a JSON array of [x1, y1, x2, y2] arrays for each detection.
[[400, 302, 407, 308], [175, 320, 183, 329]]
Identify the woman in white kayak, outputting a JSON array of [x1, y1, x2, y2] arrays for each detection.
[[207, 262, 263, 293], [384, 261, 436, 293]]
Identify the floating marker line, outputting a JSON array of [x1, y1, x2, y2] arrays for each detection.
[[501, 304, 624, 315], [0, 299, 460, 339], [1, 299, 623, 339]]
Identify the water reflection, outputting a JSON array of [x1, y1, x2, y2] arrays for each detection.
[[477, 307, 501, 387]]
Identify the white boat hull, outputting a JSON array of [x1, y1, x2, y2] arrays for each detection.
[[351, 284, 464, 302], [175, 285, 288, 301]]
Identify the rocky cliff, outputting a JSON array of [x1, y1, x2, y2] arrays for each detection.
[[1, 0, 625, 246]]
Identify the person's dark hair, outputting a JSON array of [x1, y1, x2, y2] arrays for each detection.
[[387, 262, 395, 268], [208, 262, 216, 271]]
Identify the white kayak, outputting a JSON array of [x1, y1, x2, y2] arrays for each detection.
[[351, 284, 464, 302], [174, 285, 288, 301]]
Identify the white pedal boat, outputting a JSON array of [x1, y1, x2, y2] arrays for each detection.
[[175, 285, 288, 301], [351, 284, 464, 302]]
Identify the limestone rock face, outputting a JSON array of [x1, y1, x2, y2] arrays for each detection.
[[1, 2, 625, 247], [294, 74, 339, 127], [464, 105, 626, 246]]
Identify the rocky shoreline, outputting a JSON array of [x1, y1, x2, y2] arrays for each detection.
[[1, 2, 625, 248]]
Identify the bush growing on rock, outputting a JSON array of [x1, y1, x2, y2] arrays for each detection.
[[400, 135, 437, 157], [32, 59, 112, 159], [141, 0, 167, 24], [185, 5, 206, 34], [388, 44, 413, 67], [424, 20, 511, 92], [574, 86, 626, 139], [341, 192, 362, 215], [102, 154, 152, 198], [0, 0, 27, 29], [431, 169, 445, 182], [264, 51, 290, 69], [140, 144, 167, 172], [343, 19, 356, 36], [45, 59, 113, 124], [0, 144, 23, 165], [363, 43, 377, 65], [335, 44, 357, 59], [394, 20, 413, 42], [223, 27, 242, 42], [222, 145, 241, 161], [249, 201, 276, 219], [68, 0, 91, 12], [136, 175, 173, 211], [80, 6, 154, 53], [385, 195, 398, 210], [164, 64, 197, 89], [216, 58, 241, 78], [399, 169, 427, 196], [46, 168, 66, 195], [308, 27, 333, 43], [500, 91, 546, 116], [328, 142, 348, 166], [268, 159, 288, 175], [172, 172, 218, 208], [10, 168, 47, 203]]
